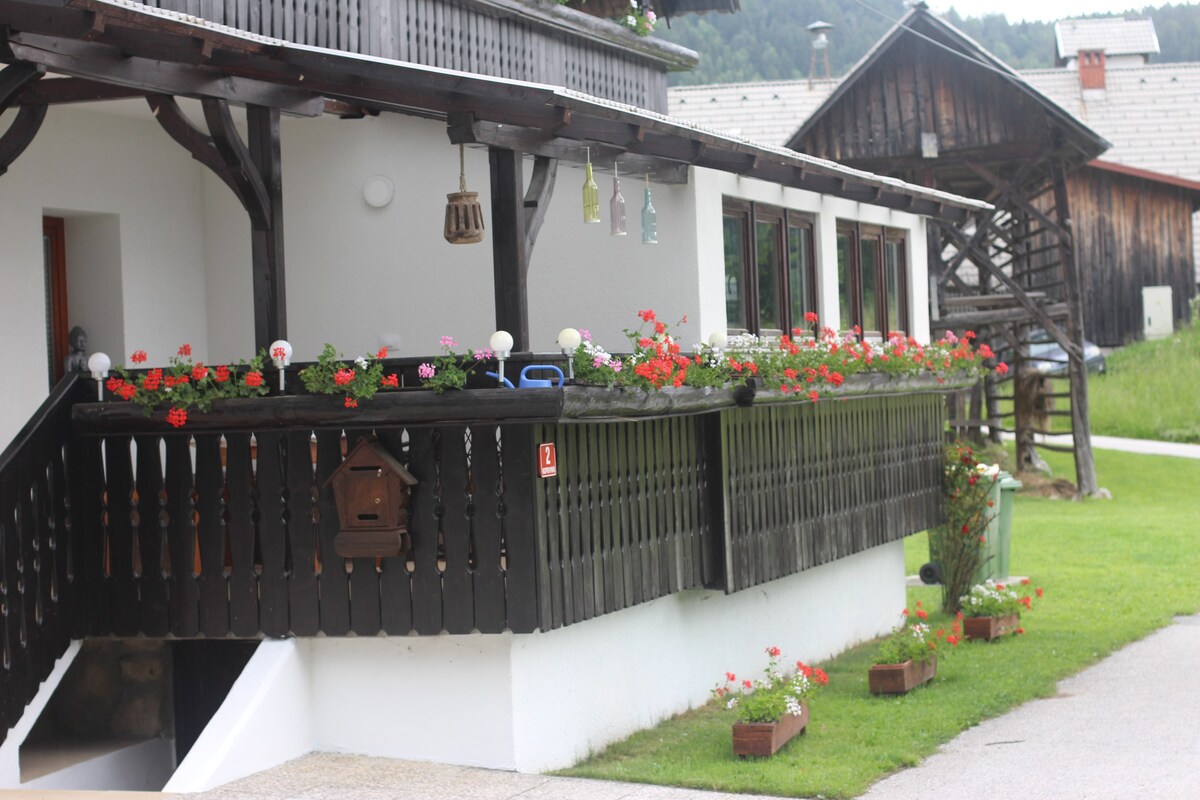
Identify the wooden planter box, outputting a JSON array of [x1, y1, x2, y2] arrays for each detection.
[[963, 613, 1020, 641], [868, 655, 937, 695], [731, 701, 809, 757]]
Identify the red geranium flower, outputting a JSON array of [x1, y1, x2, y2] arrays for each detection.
[[166, 407, 188, 428], [130, 350, 148, 364]]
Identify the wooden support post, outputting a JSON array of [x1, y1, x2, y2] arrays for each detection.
[[489, 147, 530, 352], [1051, 161, 1100, 496], [248, 105, 286, 351]]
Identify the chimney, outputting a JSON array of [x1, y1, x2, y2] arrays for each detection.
[[1078, 49, 1106, 90], [807, 21, 834, 88]]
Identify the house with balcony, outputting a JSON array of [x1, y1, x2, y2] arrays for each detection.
[[0, 0, 988, 791]]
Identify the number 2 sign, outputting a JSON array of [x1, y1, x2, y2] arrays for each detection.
[[538, 442, 557, 478]]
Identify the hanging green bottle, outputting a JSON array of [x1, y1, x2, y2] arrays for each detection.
[[582, 148, 600, 224], [641, 175, 657, 244]]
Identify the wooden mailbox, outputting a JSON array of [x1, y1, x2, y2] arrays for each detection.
[[326, 437, 418, 558]]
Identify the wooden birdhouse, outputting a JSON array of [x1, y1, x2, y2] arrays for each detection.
[[326, 437, 418, 558]]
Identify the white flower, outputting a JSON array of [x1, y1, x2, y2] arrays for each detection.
[[355, 356, 369, 369], [626, 14, 636, 25]]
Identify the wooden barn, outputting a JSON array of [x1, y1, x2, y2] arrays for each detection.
[[784, 6, 1200, 350], [779, 4, 1200, 486], [1040, 161, 1200, 347]]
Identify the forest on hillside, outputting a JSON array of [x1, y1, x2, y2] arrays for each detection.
[[658, 1, 1200, 85]]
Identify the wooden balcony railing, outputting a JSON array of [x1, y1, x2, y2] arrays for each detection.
[[0, 371, 955, 740], [65, 375, 956, 638]]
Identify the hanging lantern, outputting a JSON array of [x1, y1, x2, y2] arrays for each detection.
[[444, 143, 485, 244], [610, 162, 627, 236], [641, 173, 658, 245], [582, 147, 600, 224]]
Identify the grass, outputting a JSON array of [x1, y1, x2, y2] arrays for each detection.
[[1086, 323, 1200, 443], [557, 447, 1200, 798]]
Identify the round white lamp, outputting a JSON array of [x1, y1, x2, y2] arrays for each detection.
[[707, 331, 728, 352], [557, 327, 582, 382], [363, 176, 395, 208], [88, 352, 111, 400], [270, 339, 293, 391], [490, 330, 514, 386]]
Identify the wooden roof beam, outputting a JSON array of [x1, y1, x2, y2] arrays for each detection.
[[7, 32, 324, 116]]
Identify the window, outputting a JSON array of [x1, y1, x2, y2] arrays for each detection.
[[836, 221, 909, 337], [723, 199, 816, 336]]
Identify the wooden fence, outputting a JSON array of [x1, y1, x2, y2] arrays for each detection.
[[137, 0, 675, 111]]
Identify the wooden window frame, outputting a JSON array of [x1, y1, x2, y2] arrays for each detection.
[[722, 198, 816, 337], [836, 220, 909, 338]]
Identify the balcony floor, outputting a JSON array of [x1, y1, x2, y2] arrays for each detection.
[[191, 753, 779, 800]]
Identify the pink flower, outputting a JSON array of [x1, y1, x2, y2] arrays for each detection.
[[593, 355, 609, 368], [439, 335, 457, 349], [580, 329, 592, 342], [474, 348, 494, 361], [418, 362, 436, 379]]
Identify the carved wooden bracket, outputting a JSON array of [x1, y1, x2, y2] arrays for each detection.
[[523, 155, 557, 256], [147, 94, 271, 229], [0, 62, 47, 177]]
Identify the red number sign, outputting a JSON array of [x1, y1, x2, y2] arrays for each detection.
[[538, 442, 557, 478]]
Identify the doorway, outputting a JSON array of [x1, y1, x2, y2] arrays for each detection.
[[43, 215, 69, 388]]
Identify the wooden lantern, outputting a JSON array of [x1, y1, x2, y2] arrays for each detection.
[[326, 437, 418, 558], [444, 143, 485, 244]]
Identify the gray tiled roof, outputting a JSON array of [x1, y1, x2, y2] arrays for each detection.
[[1023, 63, 1200, 182], [1054, 17, 1159, 61], [667, 78, 840, 147]]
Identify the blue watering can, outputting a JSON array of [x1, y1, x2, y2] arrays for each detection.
[[485, 364, 564, 389]]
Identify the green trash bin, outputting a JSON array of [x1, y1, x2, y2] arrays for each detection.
[[972, 471, 1021, 583], [972, 474, 1005, 584], [995, 472, 1022, 580]]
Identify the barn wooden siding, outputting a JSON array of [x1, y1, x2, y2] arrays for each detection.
[[1061, 169, 1196, 346], [790, 34, 1058, 182], [137, 0, 673, 111]]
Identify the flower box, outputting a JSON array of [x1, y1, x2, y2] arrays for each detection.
[[868, 655, 937, 695], [962, 613, 1020, 641], [731, 701, 809, 758]]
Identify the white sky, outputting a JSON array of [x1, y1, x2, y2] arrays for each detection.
[[927, 1, 1198, 23]]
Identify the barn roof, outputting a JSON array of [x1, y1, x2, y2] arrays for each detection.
[[668, 78, 839, 147], [1023, 62, 1200, 185], [1054, 17, 1160, 63], [784, 5, 1109, 160]]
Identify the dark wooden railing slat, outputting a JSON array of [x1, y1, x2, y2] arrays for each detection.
[[134, 435, 169, 637], [313, 429, 352, 635], [195, 434, 230, 637], [375, 429, 413, 636], [224, 433, 259, 637], [439, 425, 474, 635], [468, 424, 505, 633], [407, 427, 441, 635], [285, 430, 320, 636]]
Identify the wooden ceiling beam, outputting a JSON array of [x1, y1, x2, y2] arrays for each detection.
[[11, 75, 143, 105], [6, 32, 324, 115]]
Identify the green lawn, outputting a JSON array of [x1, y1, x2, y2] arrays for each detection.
[[558, 448, 1200, 798], [1087, 324, 1200, 443]]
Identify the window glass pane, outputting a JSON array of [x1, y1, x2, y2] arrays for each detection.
[[723, 214, 747, 329], [885, 239, 905, 334], [756, 219, 782, 331], [859, 235, 880, 333], [788, 225, 812, 329], [837, 231, 853, 330]]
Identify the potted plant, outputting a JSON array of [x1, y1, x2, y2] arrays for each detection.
[[712, 646, 828, 758], [960, 579, 1043, 641], [868, 603, 960, 695]]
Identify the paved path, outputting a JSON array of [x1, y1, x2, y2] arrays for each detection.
[[193, 755, 782, 800], [860, 614, 1200, 800], [1019, 432, 1200, 459]]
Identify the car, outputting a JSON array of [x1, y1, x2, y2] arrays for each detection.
[[1025, 328, 1106, 376]]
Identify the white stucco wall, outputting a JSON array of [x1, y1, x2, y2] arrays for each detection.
[[0, 104, 210, 447], [201, 112, 706, 362], [693, 168, 932, 342], [158, 540, 902, 785]]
